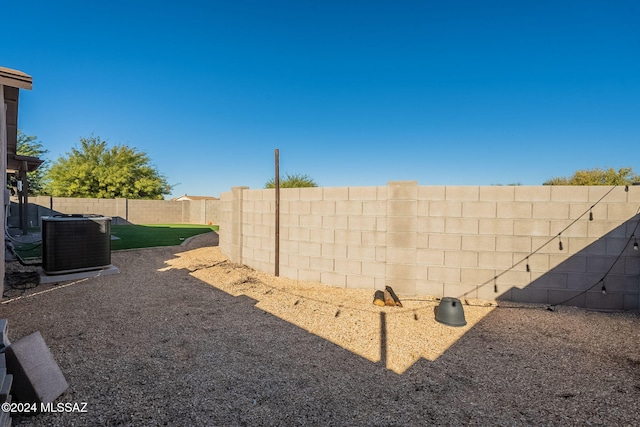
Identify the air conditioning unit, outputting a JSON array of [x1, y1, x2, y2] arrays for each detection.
[[41, 214, 112, 275]]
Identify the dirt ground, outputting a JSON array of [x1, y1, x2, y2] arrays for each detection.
[[2, 232, 640, 426]]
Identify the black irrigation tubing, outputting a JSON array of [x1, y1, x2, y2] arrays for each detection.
[[234, 280, 541, 320], [459, 185, 621, 299], [12, 241, 43, 252], [224, 275, 504, 319]]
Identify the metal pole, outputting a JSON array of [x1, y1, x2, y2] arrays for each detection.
[[275, 148, 280, 276]]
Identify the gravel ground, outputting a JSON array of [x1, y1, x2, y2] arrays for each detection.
[[2, 232, 640, 426]]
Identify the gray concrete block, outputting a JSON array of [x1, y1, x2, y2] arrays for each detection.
[[0, 320, 9, 349], [4, 331, 68, 404], [0, 408, 10, 427], [1, 374, 12, 401], [0, 361, 5, 400], [0, 352, 9, 427]]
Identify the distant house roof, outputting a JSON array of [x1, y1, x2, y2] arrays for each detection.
[[171, 195, 219, 201]]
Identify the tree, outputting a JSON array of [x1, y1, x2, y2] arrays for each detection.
[[543, 167, 640, 186], [265, 173, 318, 189], [46, 135, 172, 199], [14, 130, 50, 195]]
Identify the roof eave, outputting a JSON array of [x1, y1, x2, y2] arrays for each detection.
[[0, 67, 33, 90]]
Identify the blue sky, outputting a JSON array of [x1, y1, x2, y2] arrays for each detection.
[[3, 0, 639, 198]]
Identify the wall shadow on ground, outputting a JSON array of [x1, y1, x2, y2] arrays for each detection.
[[1, 231, 639, 425]]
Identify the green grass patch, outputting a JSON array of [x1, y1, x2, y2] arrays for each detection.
[[110, 224, 218, 250], [10, 224, 218, 259]]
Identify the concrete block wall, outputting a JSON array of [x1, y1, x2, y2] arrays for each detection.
[[219, 187, 249, 263], [186, 199, 221, 225], [219, 183, 640, 310], [125, 199, 184, 224], [11, 196, 221, 226], [14, 196, 129, 226], [220, 185, 391, 290]]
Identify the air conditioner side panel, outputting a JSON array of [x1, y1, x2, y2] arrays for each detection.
[[42, 217, 112, 275]]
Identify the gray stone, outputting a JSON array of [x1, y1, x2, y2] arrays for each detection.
[[0, 374, 12, 401], [0, 320, 9, 349], [4, 331, 68, 404]]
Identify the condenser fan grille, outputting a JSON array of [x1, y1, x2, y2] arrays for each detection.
[[42, 215, 111, 275]]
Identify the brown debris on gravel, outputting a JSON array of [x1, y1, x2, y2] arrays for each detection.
[[2, 231, 640, 426]]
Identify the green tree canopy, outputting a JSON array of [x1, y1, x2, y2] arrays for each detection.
[[265, 173, 318, 189], [15, 130, 50, 195], [46, 135, 172, 199], [543, 167, 640, 186]]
